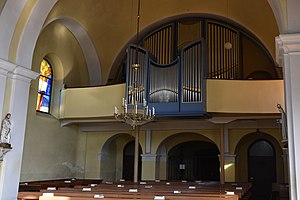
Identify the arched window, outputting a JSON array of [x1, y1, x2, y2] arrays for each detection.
[[36, 59, 53, 113]]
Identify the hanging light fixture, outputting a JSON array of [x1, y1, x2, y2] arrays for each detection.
[[114, 0, 155, 130], [224, 0, 232, 50]]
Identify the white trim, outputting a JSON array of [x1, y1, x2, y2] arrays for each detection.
[[0, 0, 27, 59], [16, 0, 58, 68]]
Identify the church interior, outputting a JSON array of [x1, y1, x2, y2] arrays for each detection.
[[1, 0, 300, 200]]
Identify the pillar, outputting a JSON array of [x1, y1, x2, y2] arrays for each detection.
[[276, 34, 300, 200], [224, 154, 236, 182], [220, 124, 225, 184], [141, 154, 157, 180], [0, 60, 38, 200]]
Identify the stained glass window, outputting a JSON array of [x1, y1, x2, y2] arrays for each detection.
[[36, 59, 53, 113]]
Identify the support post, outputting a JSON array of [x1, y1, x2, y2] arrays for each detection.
[[220, 124, 225, 184], [133, 126, 139, 183]]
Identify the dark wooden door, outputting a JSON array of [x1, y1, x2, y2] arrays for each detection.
[[122, 141, 142, 181], [248, 140, 276, 200]]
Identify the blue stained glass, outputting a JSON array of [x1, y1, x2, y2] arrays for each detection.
[[36, 58, 53, 113], [45, 78, 52, 95], [40, 95, 50, 113]]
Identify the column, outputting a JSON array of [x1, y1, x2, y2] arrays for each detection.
[[133, 127, 139, 183], [0, 64, 38, 200], [276, 34, 300, 200], [141, 154, 157, 180], [224, 154, 236, 182], [220, 124, 225, 184]]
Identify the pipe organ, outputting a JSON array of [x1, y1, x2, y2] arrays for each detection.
[[126, 19, 241, 116]]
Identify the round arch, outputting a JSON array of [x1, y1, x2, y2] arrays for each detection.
[[99, 133, 134, 182], [110, 13, 279, 84], [0, 0, 102, 86], [43, 17, 102, 86], [234, 130, 284, 183], [155, 132, 218, 181]]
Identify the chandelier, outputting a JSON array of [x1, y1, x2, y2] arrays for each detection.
[[114, 0, 155, 129], [114, 63, 155, 129]]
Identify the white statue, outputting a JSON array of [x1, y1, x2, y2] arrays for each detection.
[[0, 113, 12, 145]]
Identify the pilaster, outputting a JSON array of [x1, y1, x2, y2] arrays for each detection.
[[0, 62, 38, 200], [276, 33, 300, 200]]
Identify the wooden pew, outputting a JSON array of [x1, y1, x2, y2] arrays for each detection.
[[19, 180, 249, 200]]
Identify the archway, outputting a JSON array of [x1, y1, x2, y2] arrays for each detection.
[[100, 133, 133, 182], [168, 141, 219, 181], [122, 141, 142, 181], [235, 130, 284, 200]]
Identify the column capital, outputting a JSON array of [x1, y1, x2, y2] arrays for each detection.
[[276, 34, 300, 65], [9, 65, 39, 83], [225, 154, 236, 162], [141, 154, 157, 162], [0, 58, 39, 81], [0, 59, 16, 76]]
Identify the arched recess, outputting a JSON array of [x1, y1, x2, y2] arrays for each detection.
[[8, 0, 102, 86], [110, 13, 279, 84], [99, 133, 134, 182], [235, 130, 284, 183], [155, 132, 219, 181], [43, 17, 102, 86]]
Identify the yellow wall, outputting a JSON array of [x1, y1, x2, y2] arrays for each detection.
[[207, 80, 284, 113], [21, 80, 80, 181], [41, 0, 278, 84], [60, 84, 125, 119], [60, 80, 284, 120]]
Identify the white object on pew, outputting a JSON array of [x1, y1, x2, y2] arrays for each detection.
[[173, 190, 181, 194], [117, 184, 124, 188], [155, 180, 160, 182], [166, 182, 170, 185], [154, 195, 165, 200], [181, 180, 187, 183], [145, 185, 152, 189], [188, 185, 196, 189], [82, 187, 92, 191], [91, 184, 97, 187], [24, 183, 28, 185], [47, 187, 56, 190], [105, 181, 113, 184], [71, 178, 76, 180], [195, 180, 202, 183], [94, 194, 105, 198], [42, 193, 54, 197], [120, 179, 125, 182], [64, 180, 71, 183], [140, 181, 147, 185], [226, 191, 235, 195], [236, 186, 243, 190], [129, 188, 138, 192]]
